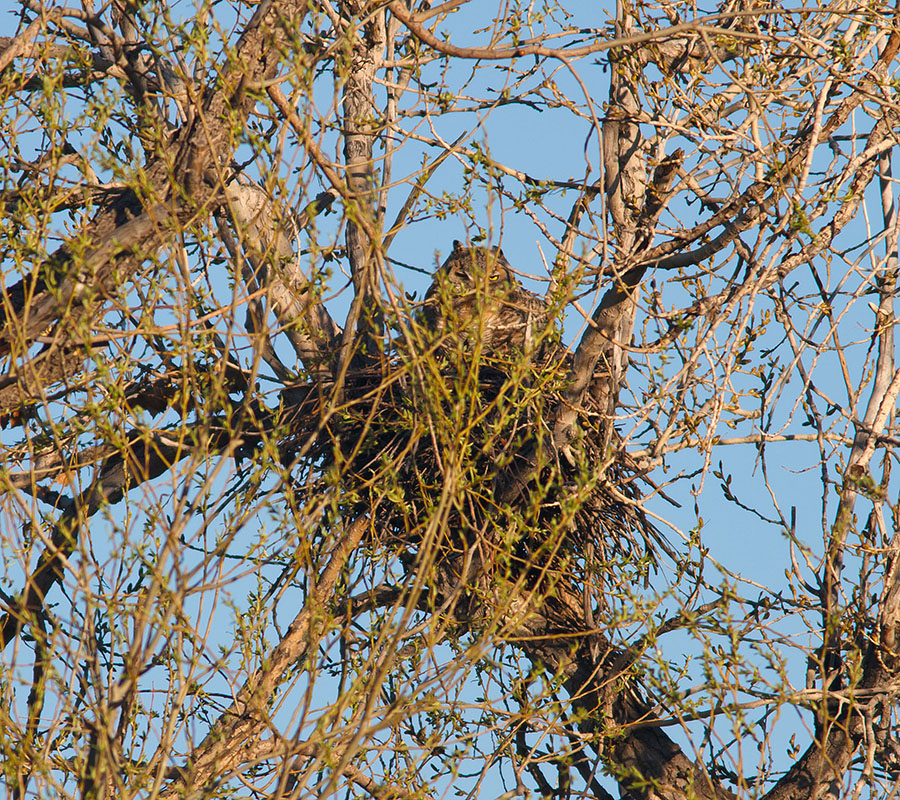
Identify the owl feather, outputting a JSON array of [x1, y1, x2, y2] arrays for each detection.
[[424, 240, 550, 357]]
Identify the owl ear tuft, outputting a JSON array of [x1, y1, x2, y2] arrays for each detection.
[[452, 240, 464, 252]]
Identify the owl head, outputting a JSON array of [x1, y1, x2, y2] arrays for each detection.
[[435, 240, 516, 292], [423, 241, 546, 358]]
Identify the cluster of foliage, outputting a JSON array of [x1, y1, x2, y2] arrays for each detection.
[[1, 1, 900, 798]]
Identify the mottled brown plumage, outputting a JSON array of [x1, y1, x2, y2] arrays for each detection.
[[424, 241, 550, 357]]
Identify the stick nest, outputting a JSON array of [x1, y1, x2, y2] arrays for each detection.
[[277, 333, 670, 588]]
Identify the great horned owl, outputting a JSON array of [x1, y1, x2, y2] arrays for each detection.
[[423, 240, 550, 357]]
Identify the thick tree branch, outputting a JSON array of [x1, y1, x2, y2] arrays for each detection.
[[0, 0, 315, 394], [643, 25, 900, 273], [160, 514, 370, 799], [220, 177, 341, 382], [0, 430, 203, 649], [388, 1, 773, 63]]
